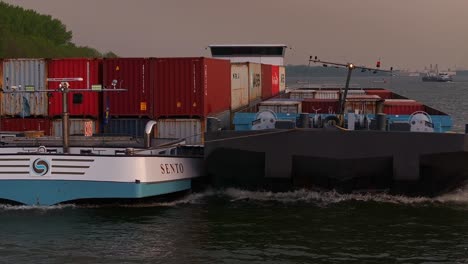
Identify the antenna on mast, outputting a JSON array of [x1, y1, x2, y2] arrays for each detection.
[[309, 56, 393, 125]]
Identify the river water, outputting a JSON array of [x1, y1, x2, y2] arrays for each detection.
[[1, 75, 468, 264]]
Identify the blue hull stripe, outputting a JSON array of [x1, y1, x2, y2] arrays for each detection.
[[0, 180, 191, 206]]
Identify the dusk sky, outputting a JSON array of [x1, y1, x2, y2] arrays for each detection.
[[4, 0, 468, 71]]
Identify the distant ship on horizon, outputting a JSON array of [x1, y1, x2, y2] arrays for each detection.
[[422, 64, 454, 82]]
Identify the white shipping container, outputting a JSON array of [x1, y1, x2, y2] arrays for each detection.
[[279, 66, 286, 92], [52, 119, 97, 137], [248, 62, 262, 104], [231, 63, 249, 111], [156, 118, 205, 145], [258, 100, 302, 114], [315, 91, 339, 99], [289, 90, 315, 100], [2, 59, 48, 117]]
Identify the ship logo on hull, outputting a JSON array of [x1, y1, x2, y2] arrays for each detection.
[[31, 158, 50, 176]]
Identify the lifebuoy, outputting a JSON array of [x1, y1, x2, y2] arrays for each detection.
[[37, 146, 47, 153]]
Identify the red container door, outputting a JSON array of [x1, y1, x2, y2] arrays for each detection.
[[152, 58, 203, 117], [302, 99, 340, 114], [261, 64, 273, 100], [48, 59, 101, 118], [384, 101, 424, 115], [0, 118, 51, 135], [152, 57, 230, 117], [271, 65, 280, 97], [203, 58, 231, 116], [103, 58, 151, 117]]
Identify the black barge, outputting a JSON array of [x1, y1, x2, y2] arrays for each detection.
[[204, 128, 468, 197]]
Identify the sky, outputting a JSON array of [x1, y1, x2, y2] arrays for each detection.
[[4, 0, 468, 71]]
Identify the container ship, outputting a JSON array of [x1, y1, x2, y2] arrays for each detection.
[[1, 46, 467, 203], [203, 46, 468, 197], [205, 86, 466, 197]]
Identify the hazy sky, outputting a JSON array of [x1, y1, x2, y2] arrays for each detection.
[[4, 0, 468, 70]]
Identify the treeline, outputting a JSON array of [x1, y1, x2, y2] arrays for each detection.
[[0, 2, 117, 58], [286, 65, 390, 77]]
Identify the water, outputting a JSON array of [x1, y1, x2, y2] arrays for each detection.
[[2, 75, 468, 263], [1, 189, 468, 264]]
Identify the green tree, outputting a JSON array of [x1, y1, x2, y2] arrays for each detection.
[[0, 1, 116, 58]]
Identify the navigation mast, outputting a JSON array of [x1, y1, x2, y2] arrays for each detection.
[[308, 56, 393, 125]]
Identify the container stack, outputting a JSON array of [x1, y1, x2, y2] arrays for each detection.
[[383, 99, 424, 114], [344, 94, 381, 115], [248, 62, 262, 106], [101, 58, 152, 137], [230, 63, 249, 112], [258, 100, 302, 114], [48, 58, 101, 136], [302, 99, 340, 114], [152, 57, 231, 144], [0, 56, 286, 141], [279, 66, 286, 93], [1, 59, 51, 136], [261, 64, 279, 100]]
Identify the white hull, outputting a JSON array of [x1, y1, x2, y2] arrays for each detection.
[[0, 146, 205, 205]]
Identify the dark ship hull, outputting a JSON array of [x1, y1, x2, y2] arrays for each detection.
[[422, 75, 452, 82], [204, 129, 468, 197]]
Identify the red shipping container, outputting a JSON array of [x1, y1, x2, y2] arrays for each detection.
[[152, 57, 231, 117], [384, 99, 424, 115], [103, 58, 152, 117], [261, 64, 280, 100], [48, 58, 101, 118], [365, 89, 392, 99], [302, 99, 340, 114], [0, 118, 51, 135]]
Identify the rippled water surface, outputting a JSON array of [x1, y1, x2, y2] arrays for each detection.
[[2, 76, 468, 263], [1, 189, 468, 264]]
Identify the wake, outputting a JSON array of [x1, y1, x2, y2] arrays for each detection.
[[1, 185, 468, 210]]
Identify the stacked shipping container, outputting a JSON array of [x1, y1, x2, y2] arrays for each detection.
[[384, 99, 424, 114], [1, 59, 49, 135], [48, 58, 101, 117], [230, 63, 249, 111], [0, 57, 287, 139], [344, 94, 381, 114], [258, 100, 302, 114], [152, 57, 231, 144], [279, 66, 286, 93], [52, 119, 97, 137], [152, 57, 231, 117], [302, 99, 340, 114], [2, 59, 48, 117], [0, 118, 51, 135], [261, 64, 279, 100], [248, 62, 262, 105], [103, 58, 152, 117]]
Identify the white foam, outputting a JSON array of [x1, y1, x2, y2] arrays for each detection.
[[218, 187, 468, 206], [435, 186, 468, 203], [2, 186, 468, 209], [0, 204, 76, 211]]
